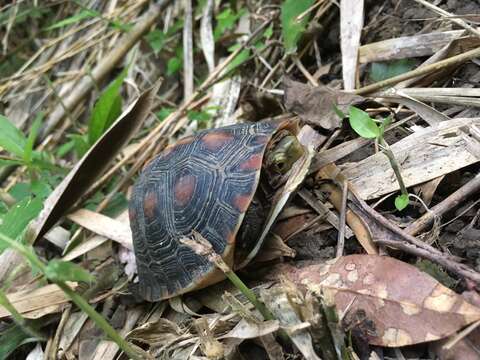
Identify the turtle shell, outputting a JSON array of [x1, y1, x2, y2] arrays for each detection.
[[129, 119, 297, 301]]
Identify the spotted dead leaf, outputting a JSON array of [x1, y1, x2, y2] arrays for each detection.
[[279, 255, 480, 347]]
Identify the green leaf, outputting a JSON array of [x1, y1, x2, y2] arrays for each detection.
[[281, 0, 315, 53], [263, 24, 274, 39], [226, 48, 251, 73], [394, 194, 409, 211], [45, 260, 94, 283], [56, 139, 76, 158], [0, 115, 27, 157], [69, 134, 90, 158], [415, 259, 457, 288], [167, 56, 182, 76], [0, 197, 43, 243], [146, 29, 166, 54], [348, 107, 380, 139], [87, 67, 127, 145], [214, 8, 245, 39], [0, 323, 37, 360], [156, 108, 175, 122], [45, 9, 98, 30], [23, 113, 43, 165], [379, 115, 392, 136], [369, 59, 415, 82], [333, 104, 346, 119], [187, 110, 212, 124]]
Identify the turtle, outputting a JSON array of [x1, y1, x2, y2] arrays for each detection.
[[129, 119, 305, 301]]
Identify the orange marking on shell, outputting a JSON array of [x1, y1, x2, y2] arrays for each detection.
[[128, 208, 136, 222], [233, 194, 252, 213], [239, 153, 263, 171], [143, 191, 157, 219], [202, 131, 234, 151], [174, 174, 196, 206]]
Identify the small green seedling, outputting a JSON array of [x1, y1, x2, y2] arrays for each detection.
[[338, 106, 410, 211]]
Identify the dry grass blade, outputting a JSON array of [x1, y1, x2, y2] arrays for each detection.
[[359, 30, 471, 64], [340, 0, 364, 90]]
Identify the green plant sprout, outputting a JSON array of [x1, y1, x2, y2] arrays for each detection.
[[337, 106, 410, 211], [0, 231, 143, 360]]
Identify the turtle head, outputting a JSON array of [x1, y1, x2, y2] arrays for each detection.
[[265, 132, 304, 175]]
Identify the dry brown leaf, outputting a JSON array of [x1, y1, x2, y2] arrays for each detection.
[[284, 79, 365, 130], [280, 255, 480, 347], [220, 319, 279, 339], [67, 208, 132, 249], [29, 83, 158, 245], [261, 285, 321, 360], [126, 318, 184, 347]]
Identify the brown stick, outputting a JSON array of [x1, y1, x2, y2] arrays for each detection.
[[405, 173, 480, 236], [351, 196, 480, 284]]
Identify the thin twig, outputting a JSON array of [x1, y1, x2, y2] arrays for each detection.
[[336, 179, 348, 258]]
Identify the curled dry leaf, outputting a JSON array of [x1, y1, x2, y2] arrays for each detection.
[[28, 83, 159, 245], [126, 318, 184, 347], [220, 319, 280, 340], [279, 255, 480, 347], [260, 284, 321, 360], [284, 79, 365, 130]]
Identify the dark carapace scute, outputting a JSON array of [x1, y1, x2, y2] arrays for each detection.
[[129, 120, 296, 301]]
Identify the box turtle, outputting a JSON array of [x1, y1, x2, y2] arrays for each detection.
[[129, 119, 305, 301]]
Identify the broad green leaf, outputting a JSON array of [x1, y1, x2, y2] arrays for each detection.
[[87, 67, 127, 145], [394, 194, 409, 211], [369, 59, 415, 82], [0, 115, 27, 157], [281, 0, 315, 53], [45, 9, 97, 30], [348, 107, 380, 139], [23, 113, 43, 165], [0, 324, 37, 360], [0, 197, 43, 242], [45, 260, 94, 283], [9, 181, 51, 201]]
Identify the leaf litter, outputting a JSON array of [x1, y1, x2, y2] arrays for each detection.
[[0, 1, 480, 359]]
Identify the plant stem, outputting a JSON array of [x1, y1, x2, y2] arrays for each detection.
[[223, 269, 275, 321], [379, 138, 408, 196], [0, 232, 141, 360]]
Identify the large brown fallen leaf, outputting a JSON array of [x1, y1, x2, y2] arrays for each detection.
[[277, 255, 480, 347], [29, 83, 158, 244], [283, 79, 364, 130]]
